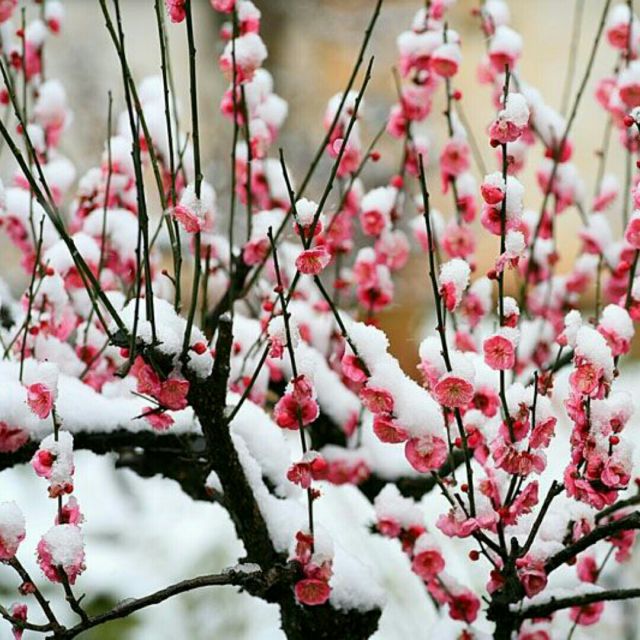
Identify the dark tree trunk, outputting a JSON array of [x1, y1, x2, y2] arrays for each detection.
[[189, 317, 382, 639]]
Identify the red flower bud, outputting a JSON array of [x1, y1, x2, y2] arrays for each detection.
[[191, 342, 207, 355], [390, 174, 404, 189]]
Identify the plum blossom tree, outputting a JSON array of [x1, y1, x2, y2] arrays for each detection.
[[3, 0, 640, 639]]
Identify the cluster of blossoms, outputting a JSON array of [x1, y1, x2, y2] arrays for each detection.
[[0, 363, 85, 629], [563, 324, 633, 508], [375, 486, 481, 624], [291, 529, 333, 606], [3, 0, 640, 638], [273, 373, 319, 431], [0, 4, 88, 631], [26, 360, 85, 588]]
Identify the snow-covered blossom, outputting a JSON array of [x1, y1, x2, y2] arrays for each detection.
[[220, 33, 268, 82], [31, 431, 75, 498], [411, 533, 445, 580], [294, 198, 322, 236], [23, 360, 59, 420], [0, 502, 26, 560], [489, 92, 529, 144], [439, 258, 470, 311], [481, 172, 506, 205], [488, 26, 523, 71], [607, 3, 636, 49], [360, 186, 396, 237], [619, 61, 640, 108], [433, 352, 475, 408], [571, 326, 615, 396], [273, 375, 319, 430], [598, 304, 634, 356], [267, 315, 299, 359], [172, 182, 216, 233], [286, 452, 328, 489], [430, 42, 462, 78], [558, 309, 583, 348], [37, 524, 85, 584]]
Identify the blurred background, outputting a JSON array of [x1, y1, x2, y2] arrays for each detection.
[[1, 1, 638, 638], [0, 0, 630, 370]]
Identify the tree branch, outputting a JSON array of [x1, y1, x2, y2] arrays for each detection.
[[518, 587, 640, 621], [186, 314, 278, 566], [0, 431, 213, 504], [545, 511, 640, 574], [596, 493, 640, 523], [56, 565, 296, 639]]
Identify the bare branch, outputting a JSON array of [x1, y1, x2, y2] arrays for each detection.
[[518, 587, 640, 621], [545, 511, 640, 574], [57, 565, 296, 639]]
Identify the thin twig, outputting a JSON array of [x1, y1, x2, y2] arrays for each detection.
[[418, 156, 476, 517], [560, 0, 585, 115], [182, 0, 203, 358], [520, 0, 612, 312], [519, 587, 640, 621]]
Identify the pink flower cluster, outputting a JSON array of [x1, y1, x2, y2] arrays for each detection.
[[292, 530, 333, 606], [4, 0, 640, 633], [0, 502, 26, 561], [564, 329, 633, 509], [36, 523, 86, 586], [287, 452, 328, 490], [131, 356, 190, 431], [374, 488, 480, 624], [293, 198, 331, 276], [31, 431, 75, 498], [273, 374, 319, 430]]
